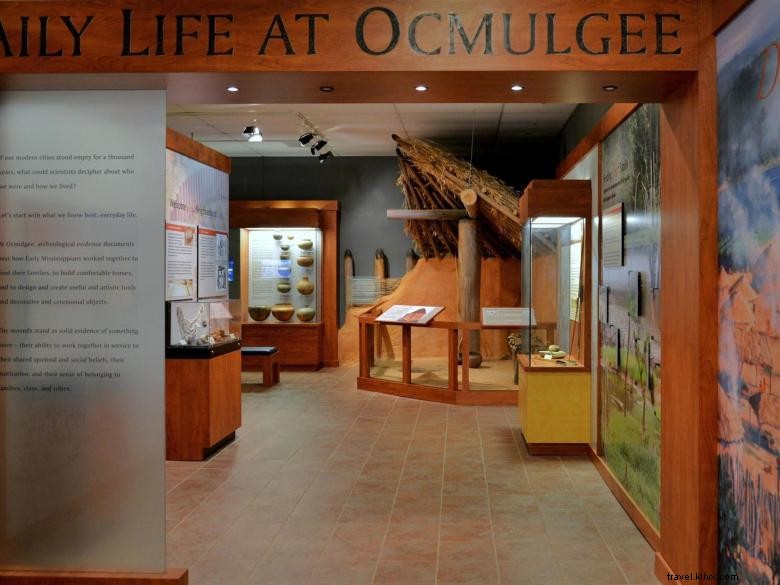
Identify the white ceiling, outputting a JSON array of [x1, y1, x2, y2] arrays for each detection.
[[166, 103, 576, 157]]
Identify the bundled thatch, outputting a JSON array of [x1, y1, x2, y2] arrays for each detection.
[[394, 134, 522, 258]]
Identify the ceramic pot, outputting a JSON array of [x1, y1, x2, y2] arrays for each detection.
[[297, 256, 314, 267], [457, 351, 483, 368], [272, 232, 283, 240], [272, 304, 294, 321], [296, 307, 316, 322], [280, 243, 290, 251], [248, 306, 271, 321], [280, 251, 291, 260], [286, 234, 295, 240], [298, 238, 313, 250], [277, 282, 291, 293], [278, 263, 292, 278], [296, 276, 315, 295]]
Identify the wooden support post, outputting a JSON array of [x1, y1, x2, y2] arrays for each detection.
[[459, 188, 479, 218], [344, 249, 354, 309], [402, 325, 412, 384], [457, 219, 481, 365], [359, 320, 369, 378], [461, 329, 470, 391], [448, 328, 458, 391]]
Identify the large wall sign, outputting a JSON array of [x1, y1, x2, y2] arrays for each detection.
[[600, 104, 661, 528], [717, 0, 780, 578], [0, 0, 697, 73], [0, 91, 166, 571]]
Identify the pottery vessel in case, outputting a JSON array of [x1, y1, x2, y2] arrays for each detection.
[[298, 239, 313, 250], [248, 306, 271, 321], [296, 307, 316, 322], [278, 264, 292, 277], [273, 232, 283, 240], [277, 282, 291, 293], [296, 276, 315, 295], [272, 304, 295, 321], [297, 256, 314, 267]]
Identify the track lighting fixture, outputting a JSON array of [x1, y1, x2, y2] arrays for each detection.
[[299, 132, 314, 146], [311, 139, 328, 155], [242, 125, 263, 143], [318, 151, 334, 164]]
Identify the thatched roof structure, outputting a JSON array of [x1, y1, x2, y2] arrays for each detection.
[[394, 134, 522, 258]]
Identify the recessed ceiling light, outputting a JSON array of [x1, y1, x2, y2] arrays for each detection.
[[319, 86, 335, 93], [511, 84, 524, 92], [602, 85, 618, 92], [415, 85, 428, 92], [226, 85, 239, 93]]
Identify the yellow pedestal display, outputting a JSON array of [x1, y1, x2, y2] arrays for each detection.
[[517, 357, 591, 455]]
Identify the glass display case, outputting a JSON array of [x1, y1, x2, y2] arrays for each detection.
[[167, 299, 240, 348], [520, 216, 587, 369], [246, 228, 321, 324]]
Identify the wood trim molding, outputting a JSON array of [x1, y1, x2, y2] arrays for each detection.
[[588, 446, 661, 550], [0, 569, 187, 585], [166, 128, 230, 174], [711, 0, 753, 34], [556, 103, 641, 178]]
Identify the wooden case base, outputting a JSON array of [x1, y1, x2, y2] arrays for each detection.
[[0, 569, 187, 585]]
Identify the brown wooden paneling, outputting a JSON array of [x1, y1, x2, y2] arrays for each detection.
[[241, 323, 323, 369], [656, 6, 718, 575], [0, 1, 697, 74], [166, 128, 230, 173], [519, 180, 592, 223], [0, 70, 692, 105], [588, 447, 661, 550], [230, 207, 320, 229], [320, 207, 340, 367], [711, 0, 753, 34], [165, 350, 242, 460], [357, 376, 516, 406], [0, 569, 187, 585], [556, 103, 640, 177]]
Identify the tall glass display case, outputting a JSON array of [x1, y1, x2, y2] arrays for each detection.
[[516, 180, 592, 454]]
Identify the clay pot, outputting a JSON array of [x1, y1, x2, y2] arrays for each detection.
[[298, 239, 313, 250], [296, 276, 315, 295], [277, 282, 291, 293], [457, 352, 483, 368], [277, 264, 292, 278], [272, 232, 283, 240], [296, 307, 316, 322], [280, 243, 290, 251], [286, 234, 295, 240], [297, 256, 314, 267], [280, 251, 291, 260], [272, 304, 294, 321], [248, 306, 271, 321]]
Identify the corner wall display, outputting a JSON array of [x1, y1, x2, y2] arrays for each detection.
[[599, 104, 661, 528], [602, 203, 624, 268], [717, 0, 780, 577], [0, 90, 167, 572]]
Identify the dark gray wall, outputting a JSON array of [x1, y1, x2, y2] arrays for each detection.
[[557, 104, 612, 161], [229, 156, 411, 324]]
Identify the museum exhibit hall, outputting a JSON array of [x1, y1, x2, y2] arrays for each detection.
[[0, 1, 777, 584]]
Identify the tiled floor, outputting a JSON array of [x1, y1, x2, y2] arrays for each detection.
[[166, 367, 658, 585]]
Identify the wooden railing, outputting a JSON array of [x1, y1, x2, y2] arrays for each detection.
[[356, 305, 519, 405]]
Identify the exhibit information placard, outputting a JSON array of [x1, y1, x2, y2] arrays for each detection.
[[602, 203, 624, 267], [197, 226, 229, 299], [0, 91, 166, 571], [481, 307, 537, 327], [376, 305, 444, 325], [165, 221, 197, 300]]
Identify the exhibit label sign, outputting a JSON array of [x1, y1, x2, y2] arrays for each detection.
[[0, 91, 166, 571], [0, 0, 697, 72]]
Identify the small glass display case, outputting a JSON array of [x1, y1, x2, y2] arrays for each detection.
[[166, 300, 241, 356], [520, 216, 587, 369]]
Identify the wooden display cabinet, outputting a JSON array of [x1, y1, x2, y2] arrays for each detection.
[[516, 180, 593, 455], [231, 200, 339, 370]]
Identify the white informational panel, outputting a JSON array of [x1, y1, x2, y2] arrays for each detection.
[[165, 150, 228, 231], [481, 307, 537, 327], [0, 91, 166, 571], [197, 227, 229, 299], [165, 222, 197, 300]]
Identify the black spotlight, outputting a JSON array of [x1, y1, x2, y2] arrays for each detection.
[[318, 151, 334, 164], [299, 132, 314, 146], [310, 139, 328, 155]]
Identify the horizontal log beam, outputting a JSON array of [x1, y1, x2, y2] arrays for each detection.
[[387, 209, 468, 220]]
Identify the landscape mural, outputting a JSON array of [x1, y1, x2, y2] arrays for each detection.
[[717, 0, 780, 581], [599, 104, 662, 527]]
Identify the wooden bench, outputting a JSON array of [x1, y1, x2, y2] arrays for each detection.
[[241, 346, 281, 387]]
